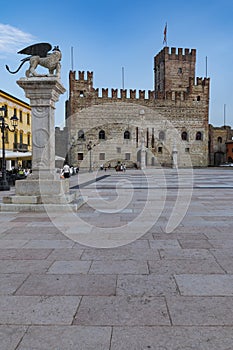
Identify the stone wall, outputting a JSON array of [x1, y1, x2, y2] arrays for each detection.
[[66, 46, 210, 169], [209, 125, 233, 165]]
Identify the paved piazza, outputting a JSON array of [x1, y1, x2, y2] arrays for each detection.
[[1, 168, 233, 349]]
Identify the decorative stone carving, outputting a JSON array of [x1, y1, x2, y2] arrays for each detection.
[[5, 43, 61, 78]]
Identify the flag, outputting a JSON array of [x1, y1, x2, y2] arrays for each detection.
[[163, 23, 167, 46]]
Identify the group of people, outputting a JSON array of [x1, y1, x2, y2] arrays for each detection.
[[115, 163, 126, 172], [61, 164, 79, 178], [61, 162, 128, 176]]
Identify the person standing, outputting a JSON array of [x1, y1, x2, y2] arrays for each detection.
[[62, 163, 70, 178]]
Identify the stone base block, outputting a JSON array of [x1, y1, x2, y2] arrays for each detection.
[[3, 191, 77, 205], [0, 196, 86, 212], [15, 178, 70, 196]]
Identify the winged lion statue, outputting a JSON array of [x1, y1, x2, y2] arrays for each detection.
[[6, 43, 61, 78]]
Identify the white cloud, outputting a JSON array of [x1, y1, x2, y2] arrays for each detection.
[[0, 23, 35, 55]]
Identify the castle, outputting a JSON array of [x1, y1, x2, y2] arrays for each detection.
[[65, 46, 210, 169]]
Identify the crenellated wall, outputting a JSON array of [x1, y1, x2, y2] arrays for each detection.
[[66, 46, 210, 168]]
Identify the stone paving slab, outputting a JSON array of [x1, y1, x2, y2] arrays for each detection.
[[0, 273, 29, 295], [0, 326, 28, 350], [45, 248, 84, 260], [167, 296, 233, 325], [159, 248, 213, 260], [22, 239, 75, 249], [89, 259, 149, 274], [0, 296, 80, 325], [175, 274, 233, 296], [47, 260, 92, 274], [149, 239, 181, 249], [148, 258, 225, 274], [0, 239, 29, 248], [117, 274, 178, 296], [17, 326, 112, 350], [0, 260, 52, 274], [208, 239, 233, 249], [0, 248, 52, 260], [73, 296, 171, 326], [81, 247, 160, 260], [110, 326, 233, 350], [15, 274, 117, 296], [178, 238, 214, 249], [0, 230, 68, 240]]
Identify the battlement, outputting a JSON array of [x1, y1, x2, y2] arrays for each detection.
[[69, 70, 93, 83], [187, 77, 210, 96], [189, 77, 210, 87], [88, 88, 155, 100], [155, 46, 196, 65]]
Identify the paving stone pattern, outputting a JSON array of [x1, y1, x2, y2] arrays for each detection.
[[0, 168, 233, 349]]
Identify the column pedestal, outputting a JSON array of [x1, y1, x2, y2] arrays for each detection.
[[1, 77, 82, 211]]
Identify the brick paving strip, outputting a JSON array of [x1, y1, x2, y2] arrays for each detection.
[[0, 168, 233, 349]]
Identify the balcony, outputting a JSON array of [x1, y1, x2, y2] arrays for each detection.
[[13, 143, 28, 152]]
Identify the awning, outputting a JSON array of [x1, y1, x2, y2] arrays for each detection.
[[0, 150, 65, 161], [0, 150, 32, 159]]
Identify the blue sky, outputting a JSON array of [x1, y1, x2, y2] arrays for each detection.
[[0, 0, 233, 127]]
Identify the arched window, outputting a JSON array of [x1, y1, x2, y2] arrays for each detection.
[[78, 130, 85, 140], [181, 131, 188, 141], [99, 130, 105, 140], [217, 136, 222, 144], [124, 130, 130, 139], [159, 131, 165, 141], [196, 131, 202, 141]]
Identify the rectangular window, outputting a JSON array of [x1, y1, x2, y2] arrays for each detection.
[[14, 132, 18, 144], [27, 113, 30, 125], [125, 153, 131, 160], [5, 130, 9, 143], [78, 153, 83, 160], [99, 153, 105, 160], [116, 147, 121, 153], [4, 104, 8, 118], [27, 134, 31, 146], [19, 111, 22, 123]]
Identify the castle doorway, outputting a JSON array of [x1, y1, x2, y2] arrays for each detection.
[[214, 151, 224, 166]]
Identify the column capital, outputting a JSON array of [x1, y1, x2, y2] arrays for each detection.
[[17, 77, 66, 108]]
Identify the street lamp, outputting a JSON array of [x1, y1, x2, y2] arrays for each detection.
[[87, 140, 94, 172], [0, 106, 18, 191]]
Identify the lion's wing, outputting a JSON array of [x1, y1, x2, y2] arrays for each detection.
[[18, 43, 52, 57]]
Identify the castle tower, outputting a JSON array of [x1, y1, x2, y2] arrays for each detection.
[[154, 47, 196, 98]]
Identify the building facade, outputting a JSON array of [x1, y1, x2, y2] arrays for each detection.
[[0, 89, 32, 170], [66, 46, 210, 169], [209, 124, 233, 165]]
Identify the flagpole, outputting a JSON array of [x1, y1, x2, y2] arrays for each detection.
[[224, 104, 226, 127], [163, 22, 167, 46], [122, 67, 125, 90], [71, 46, 74, 71], [205, 56, 208, 77]]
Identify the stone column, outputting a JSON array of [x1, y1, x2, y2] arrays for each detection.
[[172, 143, 178, 168], [17, 77, 65, 179], [7, 77, 74, 205], [140, 132, 146, 170]]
